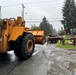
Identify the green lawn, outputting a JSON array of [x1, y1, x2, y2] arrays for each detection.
[[56, 40, 76, 49]]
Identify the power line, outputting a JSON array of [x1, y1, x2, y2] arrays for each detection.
[[1, 0, 63, 23], [23, 0, 61, 5], [2, 0, 62, 8], [24, 18, 62, 20], [25, 18, 62, 21], [26, 4, 62, 7], [2, 4, 62, 9], [26, 20, 61, 23]]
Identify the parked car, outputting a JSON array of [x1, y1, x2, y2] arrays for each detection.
[[47, 34, 62, 43]]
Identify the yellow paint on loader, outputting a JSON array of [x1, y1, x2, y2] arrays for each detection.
[[8, 26, 24, 41]]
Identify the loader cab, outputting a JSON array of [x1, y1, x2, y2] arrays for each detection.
[[0, 18, 15, 35]]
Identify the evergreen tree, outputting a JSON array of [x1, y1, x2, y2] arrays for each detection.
[[40, 16, 53, 35], [61, 0, 76, 34], [31, 24, 40, 30], [53, 29, 57, 35]]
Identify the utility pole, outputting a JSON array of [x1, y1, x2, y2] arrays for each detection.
[[21, 4, 25, 21]]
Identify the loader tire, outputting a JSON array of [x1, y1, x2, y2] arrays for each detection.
[[14, 33, 35, 60]]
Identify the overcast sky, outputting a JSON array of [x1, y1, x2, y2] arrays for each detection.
[[1, 0, 66, 30]]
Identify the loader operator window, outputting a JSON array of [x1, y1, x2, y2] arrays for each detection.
[[0, 19, 2, 32], [0, 19, 2, 27]]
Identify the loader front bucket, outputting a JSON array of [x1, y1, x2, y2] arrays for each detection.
[[27, 30, 46, 44]]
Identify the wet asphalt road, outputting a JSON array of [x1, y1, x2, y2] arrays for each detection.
[[0, 43, 76, 75]]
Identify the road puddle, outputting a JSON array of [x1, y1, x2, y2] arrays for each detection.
[[69, 63, 76, 75]]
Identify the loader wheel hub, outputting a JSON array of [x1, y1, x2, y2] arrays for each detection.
[[27, 40, 33, 52]]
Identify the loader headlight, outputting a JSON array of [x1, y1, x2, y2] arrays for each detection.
[[0, 37, 2, 41]]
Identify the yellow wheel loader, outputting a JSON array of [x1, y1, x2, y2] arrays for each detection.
[[0, 16, 45, 59]]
